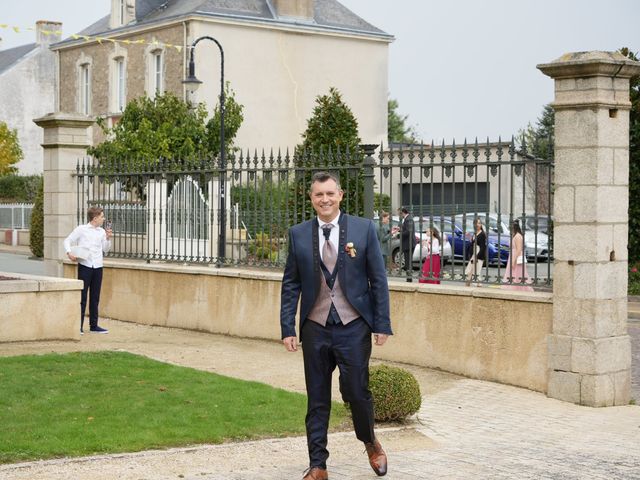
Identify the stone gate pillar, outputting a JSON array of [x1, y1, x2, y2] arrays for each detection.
[[33, 113, 94, 278], [538, 52, 640, 406]]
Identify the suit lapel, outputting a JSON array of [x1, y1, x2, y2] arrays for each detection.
[[338, 213, 348, 289], [311, 218, 321, 297]]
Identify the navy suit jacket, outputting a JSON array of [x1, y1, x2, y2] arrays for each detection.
[[280, 213, 392, 339]]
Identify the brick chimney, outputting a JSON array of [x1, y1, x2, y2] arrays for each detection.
[[272, 0, 315, 21], [36, 20, 62, 45]]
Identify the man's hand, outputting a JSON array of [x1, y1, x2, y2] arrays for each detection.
[[374, 334, 389, 346], [67, 252, 77, 261], [106, 228, 113, 240], [283, 336, 298, 352]]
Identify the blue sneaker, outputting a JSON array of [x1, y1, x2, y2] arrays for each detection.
[[89, 326, 109, 334]]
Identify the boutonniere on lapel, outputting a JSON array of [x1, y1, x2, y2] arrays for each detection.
[[345, 242, 357, 258]]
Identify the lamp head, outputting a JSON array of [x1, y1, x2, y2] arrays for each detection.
[[182, 57, 203, 94]]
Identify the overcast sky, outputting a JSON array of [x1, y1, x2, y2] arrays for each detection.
[[2, 0, 638, 142]]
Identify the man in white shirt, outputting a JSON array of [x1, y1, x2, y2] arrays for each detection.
[[63, 206, 112, 334]]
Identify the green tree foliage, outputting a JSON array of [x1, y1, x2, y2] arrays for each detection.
[[292, 87, 363, 222], [298, 87, 361, 154], [0, 174, 42, 202], [388, 98, 419, 144], [205, 84, 245, 158], [88, 87, 244, 167], [621, 47, 640, 262], [0, 121, 23, 176], [519, 104, 555, 214], [29, 177, 44, 258], [231, 179, 291, 237], [520, 103, 554, 158], [374, 192, 391, 214]]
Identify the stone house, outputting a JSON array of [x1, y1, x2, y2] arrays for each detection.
[[52, 0, 392, 150], [0, 21, 62, 174]]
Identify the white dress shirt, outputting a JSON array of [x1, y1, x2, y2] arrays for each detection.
[[317, 213, 340, 262], [63, 223, 112, 268]]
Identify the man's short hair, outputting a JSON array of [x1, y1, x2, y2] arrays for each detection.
[[309, 171, 341, 192], [381, 211, 390, 219], [87, 206, 104, 222], [401, 207, 410, 214]]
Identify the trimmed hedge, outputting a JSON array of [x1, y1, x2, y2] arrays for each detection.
[[0, 174, 42, 203], [29, 177, 44, 258], [369, 364, 421, 422]]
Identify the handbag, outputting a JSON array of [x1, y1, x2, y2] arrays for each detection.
[[516, 255, 525, 265]]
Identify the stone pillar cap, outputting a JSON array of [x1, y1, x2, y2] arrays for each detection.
[[33, 112, 95, 128], [537, 51, 640, 79]]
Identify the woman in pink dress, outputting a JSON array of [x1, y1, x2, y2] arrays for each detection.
[[502, 220, 533, 291], [419, 226, 442, 284]]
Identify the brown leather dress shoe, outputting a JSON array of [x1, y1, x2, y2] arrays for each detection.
[[302, 466, 328, 479], [365, 439, 388, 476]]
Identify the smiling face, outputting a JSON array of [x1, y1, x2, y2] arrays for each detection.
[[310, 178, 344, 223]]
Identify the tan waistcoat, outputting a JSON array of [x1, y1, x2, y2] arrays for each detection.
[[307, 271, 360, 326]]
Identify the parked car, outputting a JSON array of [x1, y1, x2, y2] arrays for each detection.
[[524, 215, 553, 235], [442, 216, 510, 266], [385, 216, 453, 269], [456, 213, 550, 261]]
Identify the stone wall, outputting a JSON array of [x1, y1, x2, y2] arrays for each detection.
[[63, 260, 553, 392], [1, 272, 82, 342]]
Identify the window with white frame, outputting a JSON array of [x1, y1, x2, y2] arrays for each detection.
[[152, 50, 163, 95], [119, 0, 125, 25], [115, 57, 126, 112], [79, 63, 90, 115]]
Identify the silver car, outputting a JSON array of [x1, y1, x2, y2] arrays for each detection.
[[386, 216, 453, 268]]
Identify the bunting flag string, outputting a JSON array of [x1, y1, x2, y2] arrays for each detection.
[[0, 23, 186, 52]]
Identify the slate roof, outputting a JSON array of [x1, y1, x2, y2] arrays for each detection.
[[55, 0, 391, 48], [0, 43, 38, 75]]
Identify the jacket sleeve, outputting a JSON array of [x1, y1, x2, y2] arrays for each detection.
[[366, 221, 393, 335], [280, 229, 301, 339]]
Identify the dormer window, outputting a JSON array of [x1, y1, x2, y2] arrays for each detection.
[[119, 0, 125, 25], [111, 0, 135, 28]]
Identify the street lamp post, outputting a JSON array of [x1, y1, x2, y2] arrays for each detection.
[[182, 36, 226, 265]]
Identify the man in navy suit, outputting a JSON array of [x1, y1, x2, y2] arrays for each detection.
[[281, 171, 393, 479]]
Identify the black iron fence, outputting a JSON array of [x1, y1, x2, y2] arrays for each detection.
[[75, 137, 553, 287]]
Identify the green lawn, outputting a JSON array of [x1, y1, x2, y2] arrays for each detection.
[[0, 351, 348, 464]]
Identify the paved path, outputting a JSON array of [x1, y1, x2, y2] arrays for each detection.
[[0, 249, 44, 276], [1, 321, 639, 480]]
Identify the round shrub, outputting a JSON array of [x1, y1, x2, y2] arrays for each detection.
[[369, 364, 421, 422]]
